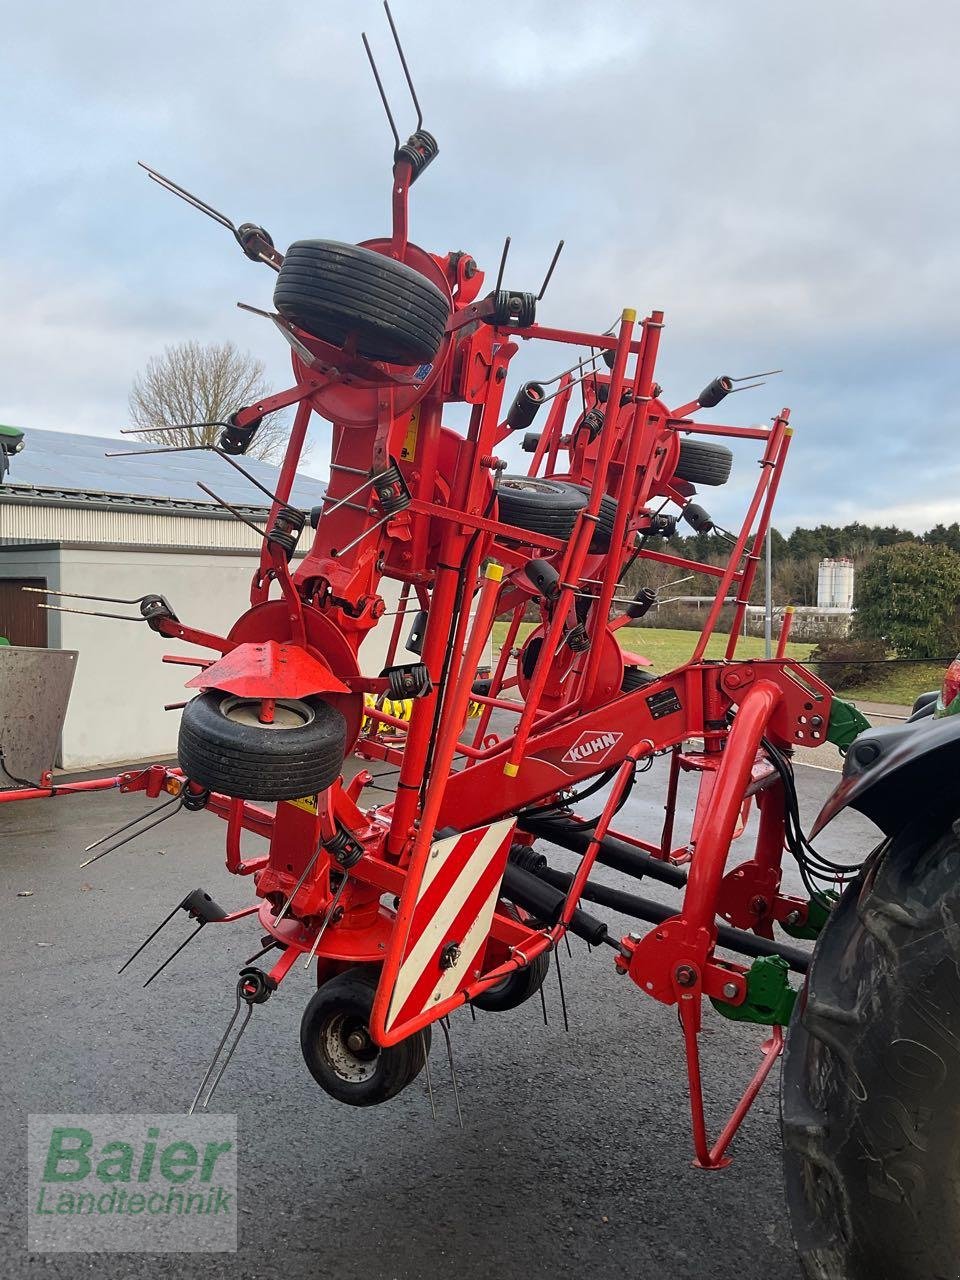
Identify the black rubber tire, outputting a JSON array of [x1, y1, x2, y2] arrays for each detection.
[[674, 438, 733, 486], [497, 476, 617, 553], [781, 818, 960, 1280], [621, 664, 656, 692], [274, 240, 450, 365], [178, 689, 346, 801], [300, 967, 430, 1106], [472, 949, 550, 1012]]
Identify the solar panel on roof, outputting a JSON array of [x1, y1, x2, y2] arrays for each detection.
[[4, 427, 327, 508]]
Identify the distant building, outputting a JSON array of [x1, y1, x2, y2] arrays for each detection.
[[0, 427, 397, 769], [817, 558, 855, 611]]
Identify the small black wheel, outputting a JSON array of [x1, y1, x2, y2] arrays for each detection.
[[497, 476, 617, 553], [178, 690, 346, 801], [782, 817, 960, 1279], [621, 664, 656, 692], [274, 240, 450, 365], [472, 949, 550, 1013], [674, 438, 733, 486], [300, 967, 430, 1107]]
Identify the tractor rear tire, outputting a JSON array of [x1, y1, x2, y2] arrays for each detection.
[[300, 967, 430, 1106], [497, 476, 617, 553], [274, 239, 450, 365], [781, 817, 960, 1280], [178, 690, 346, 801], [674, 438, 733, 486], [472, 949, 550, 1013]]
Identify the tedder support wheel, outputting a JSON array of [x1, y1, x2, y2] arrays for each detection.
[[621, 664, 657, 692], [781, 817, 960, 1280], [674, 438, 733, 486], [300, 967, 430, 1107], [178, 690, 346, 801], [472, 948, 550, 1013], [273, 239, 451, 365], [497, 476, 617, 553]]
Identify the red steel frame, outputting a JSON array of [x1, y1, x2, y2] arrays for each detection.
[[0, 127, 836, 1170]]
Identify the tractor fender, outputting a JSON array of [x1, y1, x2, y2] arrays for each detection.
[[811, 713, 960, 838]]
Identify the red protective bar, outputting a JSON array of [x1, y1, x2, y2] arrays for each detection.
[[470, 605, 524, 750], [776, 605, 796, 658], [258, 398, 314, 587], [581, 312, 663, 700], [690, 418, 786, 663], [555, 739, 654, 932], [680, 678, 781, 934], [371, 562, 506, 1043], [503, 309, 637, 775], [527, 375, 572, 478], [724, 416, 791, 658]]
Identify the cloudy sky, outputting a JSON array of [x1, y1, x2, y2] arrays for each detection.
[[2, 0, 958, 532]]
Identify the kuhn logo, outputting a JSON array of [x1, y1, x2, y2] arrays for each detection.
[[561, 730, 623, 767]]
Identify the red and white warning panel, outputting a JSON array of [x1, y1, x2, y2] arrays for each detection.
[[385, 818, 516, 1034]]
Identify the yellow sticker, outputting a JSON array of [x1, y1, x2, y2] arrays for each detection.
[[400, 405, 420, 461], [286, 795, 318, 815]]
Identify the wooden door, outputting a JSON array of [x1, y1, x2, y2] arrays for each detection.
[[0, 578, 48, 646]]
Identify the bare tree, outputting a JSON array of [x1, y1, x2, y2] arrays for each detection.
[[128, 339, 290, 462]]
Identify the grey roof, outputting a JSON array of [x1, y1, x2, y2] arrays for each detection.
[[1, 427, 327, 510]]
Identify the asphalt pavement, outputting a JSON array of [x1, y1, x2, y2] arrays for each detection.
[[0, 757, 880, 1280]]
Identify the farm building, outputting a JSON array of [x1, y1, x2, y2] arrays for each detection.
[[0, 427, 395, 769]]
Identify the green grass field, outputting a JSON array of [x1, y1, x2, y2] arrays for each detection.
[[490, 623, 941, 708]]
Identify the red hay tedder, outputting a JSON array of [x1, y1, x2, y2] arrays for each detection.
[[12, 10, 960, 1279]]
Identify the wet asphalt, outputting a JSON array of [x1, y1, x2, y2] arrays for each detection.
[[0, 758, 878, 1280]]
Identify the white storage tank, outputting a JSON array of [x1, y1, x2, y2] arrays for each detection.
[[817, 558, 855, 610]]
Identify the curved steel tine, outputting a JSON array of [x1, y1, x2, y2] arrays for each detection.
[[142, 922, 205, 988], [118, 421, 228, 435], [732, 378, 773, 394], [189, 979, 245, 1114], [438, 1016, 463, 1129], [554, 940, 569, 1032], [196, 1002, 254, 1112], [362, 33, 401, 150], [85, 791, 183, 852], [22, 586, 152, 606], [421, 1031, 437, 1120], [537, 240, 564, 300], [383, 1, 423, 130], [494, 235, 511, 295], [118, 899, 185, 974], [79, 799, 184, 868], [195, 482, 268, 539], [302, 876, 350, 969], [138, 162, 236, 232], [273, 843, 323, 927]]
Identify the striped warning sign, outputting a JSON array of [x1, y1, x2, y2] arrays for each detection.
[[385, 818, 515, 1032]]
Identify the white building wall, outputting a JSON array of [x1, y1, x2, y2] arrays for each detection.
[[0, 499, 266, 550], [0, 545, 400, 770]]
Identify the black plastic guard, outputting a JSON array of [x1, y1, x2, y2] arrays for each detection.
[[812, 714, 960, 837]]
